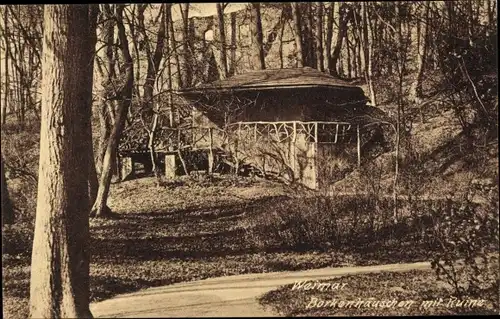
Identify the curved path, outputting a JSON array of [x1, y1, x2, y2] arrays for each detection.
[[90, 261, 432, 317]]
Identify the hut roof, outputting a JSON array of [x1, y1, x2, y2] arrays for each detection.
[[178, 67, 364, 94]]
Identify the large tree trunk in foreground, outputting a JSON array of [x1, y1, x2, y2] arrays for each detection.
[[29, 5, 96, 318], [1, 153, 14, 225], [91, 4, 134, 218]]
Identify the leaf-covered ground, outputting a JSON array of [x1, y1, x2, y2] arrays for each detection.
[[259, 268, 500, 316], [1, 176, 368, 319], [4, 175, 493, 318]]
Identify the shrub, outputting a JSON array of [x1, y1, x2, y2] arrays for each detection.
[[427, 193, 499, 298], [241, 194, 428, 252]]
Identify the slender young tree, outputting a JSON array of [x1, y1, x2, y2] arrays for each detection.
[[228, 11, 237, 75], [179, 3, 192, 88], [250, 3, 265, 70], [325, 3, 334, 74], [84, 4, 99, 206], [362, 2, 377, 105], [142, 4, 168, 179], [410, 1, 430, 107], [167, 5, 182, 89], [91, 4, 134, 218], [291, 2, 304, 67], [95, 4, 115, 178], [2, 6, 9, 125], [315, 2, 324, 72], [331, 3, 350, 77], [216, 3, 228, 78], [305, 3, 315, 67], [29, 4, 97, 317], [393, 1, 405, 221]]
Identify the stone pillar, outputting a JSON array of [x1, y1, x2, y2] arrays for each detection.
[[295, 131, 317, 189], [165, 154, 177, 179], [120, 156, 134, 181]]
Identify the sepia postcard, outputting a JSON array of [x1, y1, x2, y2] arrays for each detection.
[[1, 2, 498, 318]]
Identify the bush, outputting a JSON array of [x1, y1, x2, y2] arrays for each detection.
[[427, 193, 499, 298], [1, 121, 40, 220], [2, 222, 34, 257], [241, 194, 431, 252], [242, 192, 499, 278]]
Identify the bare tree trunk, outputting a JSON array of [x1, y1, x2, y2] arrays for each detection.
[[325, 3, 334, 74], [2, 7, 8, 125], [167, 6, 182, 89], [279, 14, 286, 68], [393, 2, 404, 222], [262, 6, 291, 59], [91, 4, 134, 218], [466, 0, 474, 46], [15, 6, 25, 129], [0, 19, 2, 127], [1, 153, 14, 225], [128, 5, 141, 102], [305, 3, 315, 67], [179, 3, 192, 88], [353, 8, 365, 80], [166, 8, 175, 126], [216, 3, 228, 79], [315, 2, 324, 72], [143, 4, 166, 108], [85, 5, 99, 205], [229, 11, 237, 76], [338, 49, 344, 76], [410, 1, 429, 108], [363, 2, 376, 106], [250, 3, 265, 70], [95, 4, 115, 178], [291, 2, 304, 67], [352, 28, 358, 78], [486, 0, 494, 28], [331, 3, 349, 77], [96, 102, 111, 176], [144, 4, 167, 179], [346, 31, 352, 78], [29, 5, 95, 318]]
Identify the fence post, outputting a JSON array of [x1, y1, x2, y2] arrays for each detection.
[[357, 124, 361, 168], [235, 122, 241, 175], [208, 127, 214, 174]]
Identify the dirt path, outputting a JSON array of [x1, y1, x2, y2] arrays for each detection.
[[90, 260, 432, 317]]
